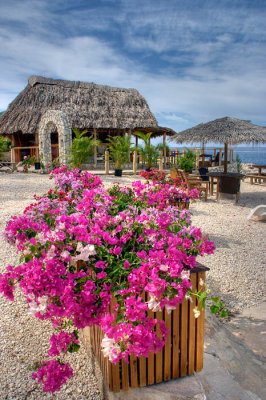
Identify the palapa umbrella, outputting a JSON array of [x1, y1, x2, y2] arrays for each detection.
[[171, 117, 266, 174]]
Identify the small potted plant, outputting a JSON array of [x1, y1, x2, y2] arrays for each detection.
[[177, 149, 196, 173], [70, 128, 101, 169], [31, 155, 41, 170], [107, 135, 132, 176], [20, 155, 34, 172], [134, 131, 159, 171]]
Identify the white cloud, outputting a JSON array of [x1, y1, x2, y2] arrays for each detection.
[[0, 0, 265, 132]]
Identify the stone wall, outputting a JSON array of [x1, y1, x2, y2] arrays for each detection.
[[38, 110, 72, 166]]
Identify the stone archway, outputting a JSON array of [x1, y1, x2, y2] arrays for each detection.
[[38, 110, 72, 166]]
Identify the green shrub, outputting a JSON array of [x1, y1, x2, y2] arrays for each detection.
[[0, 136, 11, 157], [177, 149, 196, 172], [70, 128, 100, 168], [107, 135, 132, 169]]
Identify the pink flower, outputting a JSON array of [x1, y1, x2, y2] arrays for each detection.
[[123, 260, 131, 269], [113, 246, 121, 256], [0, 272, 15, 301], [48, 331, 79, 356], [32, 360, 73, 392], [97, 271, 107, 279]]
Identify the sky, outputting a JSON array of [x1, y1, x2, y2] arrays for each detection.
[[0, 0, 266, 139]]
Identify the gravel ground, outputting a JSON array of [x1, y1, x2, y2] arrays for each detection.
[[0, 171, 265, 399]]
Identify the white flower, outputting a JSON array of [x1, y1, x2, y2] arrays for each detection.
[[159, 264, 169, 272], [101, 335, 121, 361], [74, 243, 96, 261], [76, 242, 83, 253], [28, 295, 48, 316], [181, 270, 190, 280], [199, 278, 204, 287], [193, 307, 200, 319], [185, 293, 193, 303], [36, 232, 46, 245], [58, 222, 65, 230], [146, 295, 162, 312], [61, 250, 70, 260], [46, 245, 57, 259], [165, 303, 176, 314]]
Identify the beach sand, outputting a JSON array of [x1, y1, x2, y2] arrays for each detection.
[[0, 171, 265, 399]]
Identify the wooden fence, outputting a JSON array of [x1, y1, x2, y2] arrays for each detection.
[[87, 265, 208, 392]]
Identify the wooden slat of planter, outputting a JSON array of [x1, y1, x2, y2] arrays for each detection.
[[139, 357, 147, 387], [147, 301, 155, 385], [130, 355, 139, 388], [195, 271, 205, 372], [172, 305, 180, 379], [121, 361, 129, 391], [188, 273, 196, 374], [155, 310, 163, 383], [96, 326, 99, 359], [147, 352, 155, 385], [164, 309, 172, 381], [110, 362, 120, 392], [139, 292, 147, 387], [180, 298, 188, 377]]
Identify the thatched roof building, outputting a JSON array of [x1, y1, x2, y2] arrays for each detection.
[[1, 76, 175, 165], [0, 75, 170, 136]]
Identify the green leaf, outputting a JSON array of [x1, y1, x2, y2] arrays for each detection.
[[210, 305, 220, 314], [68, 343, 80, 353], [219, 309, 229, 318]]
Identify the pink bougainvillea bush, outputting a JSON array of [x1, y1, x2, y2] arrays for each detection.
[[0, 167, 214, 392]]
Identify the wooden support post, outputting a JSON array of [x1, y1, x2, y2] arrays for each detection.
[[163, 132, 166, 164], [133, 150, 137, 174], [230, 149, 233, 162], [93, 129, 97, 168], [159, 150, 163, 171], [219, 150, 222, 166], [195, 149, 199, 168], [224, 143, 228, 174], [128, 130, 132, 162], [10, 137, 15, 163], [105, 150, 109, 175], [10, 148, 15, 163]]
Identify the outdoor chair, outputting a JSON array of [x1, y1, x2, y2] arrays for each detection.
[[199, 154, 212, 168], [177, 169, 208, 201], [198, 167, 209, 181], [198, 167, 218, 196]]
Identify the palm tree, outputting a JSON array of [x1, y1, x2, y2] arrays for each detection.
[[134, 131, 159, 169], [70, 128, 100, 168], [107, 135, 132, 174]]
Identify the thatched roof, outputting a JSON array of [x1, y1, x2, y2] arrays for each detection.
[[0, 76, 173, 137], [171, 117, 266, 144]]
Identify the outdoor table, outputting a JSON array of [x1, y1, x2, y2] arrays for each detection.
[[251, 165, 266, 175], [207, 172, 244, 202], [207, 172, 222, 198]]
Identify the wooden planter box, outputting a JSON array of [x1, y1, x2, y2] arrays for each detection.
[[86, 265, 208, 392]]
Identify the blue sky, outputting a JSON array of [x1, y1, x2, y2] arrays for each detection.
[[0, 0, 266, 137]]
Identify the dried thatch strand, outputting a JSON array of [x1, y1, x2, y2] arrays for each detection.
[[0, 76, 174, 137]]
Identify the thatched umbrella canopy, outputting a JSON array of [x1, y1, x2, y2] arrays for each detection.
[[0, 76, 174, 138], [171, 117, 266, 173]]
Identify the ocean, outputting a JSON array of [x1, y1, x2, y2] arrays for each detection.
[[232, 146, 266, 165], [170, 146, 266, 165]]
